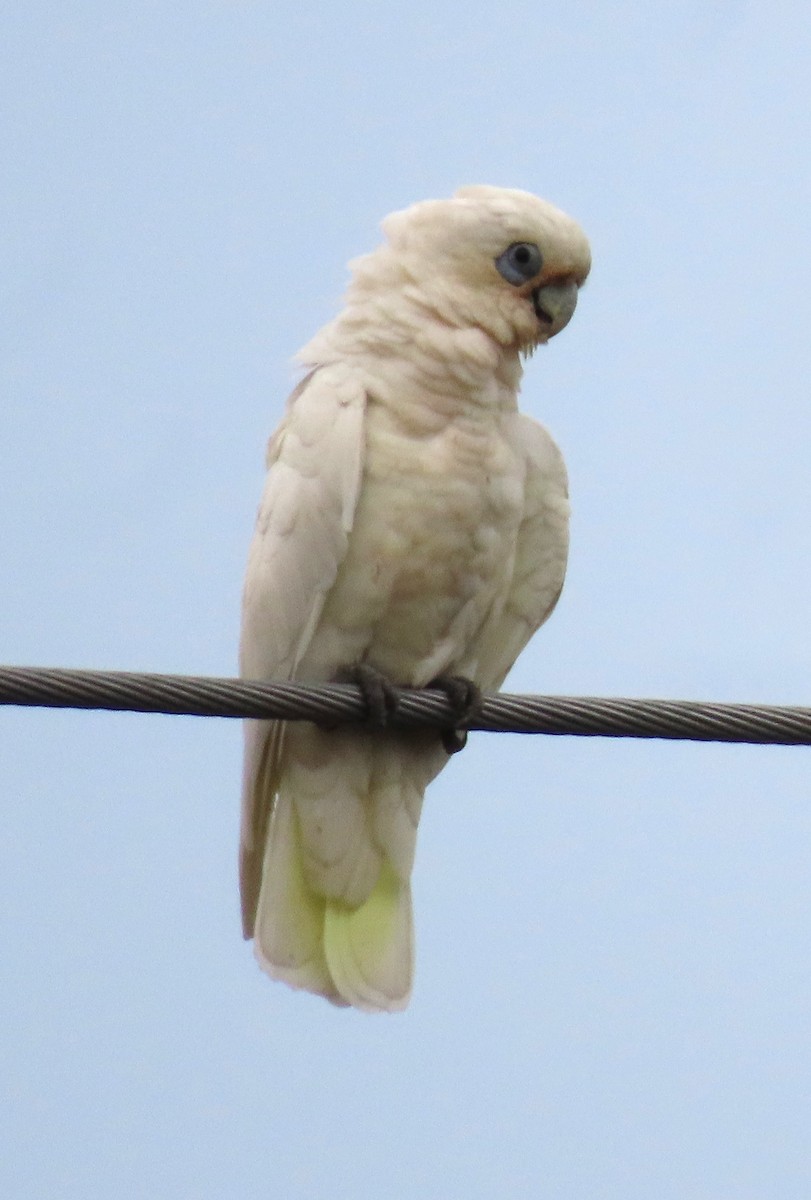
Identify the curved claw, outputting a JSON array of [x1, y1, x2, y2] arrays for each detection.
[[339, 663, 400, 729], [428, 674, 483, 755]]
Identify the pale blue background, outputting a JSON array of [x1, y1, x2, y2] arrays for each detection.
[[3, 4, 811, 1197]]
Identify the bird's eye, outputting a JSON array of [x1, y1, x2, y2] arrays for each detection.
[[495, 242, 543, 286]]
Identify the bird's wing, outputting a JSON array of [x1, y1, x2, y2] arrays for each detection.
[[239, 365, 367, 933], [473, 413, 570, 689]]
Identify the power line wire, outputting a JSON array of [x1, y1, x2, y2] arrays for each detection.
[[0, 665, 809, 745]]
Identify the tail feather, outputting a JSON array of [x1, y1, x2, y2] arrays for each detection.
[[324, 861, 413, 1012], [249, 730, 447, 1011], [253, 793, 341, 1002], [253, 794, 413, 1011]]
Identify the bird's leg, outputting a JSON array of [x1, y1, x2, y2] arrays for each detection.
[[337, 662, 401, 730], [427, 674, 483, 755]]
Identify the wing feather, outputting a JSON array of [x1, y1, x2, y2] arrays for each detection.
[[473, 414, 570, 689], [239, 366, 367, 933]]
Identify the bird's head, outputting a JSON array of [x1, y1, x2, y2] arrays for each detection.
[[377, 185, 591, 354]]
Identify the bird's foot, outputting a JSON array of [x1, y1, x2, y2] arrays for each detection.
[[428, 674, 483, 755], [337, 663, 400, 730]]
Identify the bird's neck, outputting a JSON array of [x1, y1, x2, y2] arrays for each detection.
[[298, 292, 524, 403]]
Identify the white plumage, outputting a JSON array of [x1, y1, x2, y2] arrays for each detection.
[[240, 185, 590, 1011]]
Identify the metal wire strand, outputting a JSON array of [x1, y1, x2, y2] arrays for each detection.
[[1, 665, 810, 745]]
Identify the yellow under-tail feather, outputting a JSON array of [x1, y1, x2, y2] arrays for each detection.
[[324, 861, 413, 1012], [254, 793, 412, 1011]]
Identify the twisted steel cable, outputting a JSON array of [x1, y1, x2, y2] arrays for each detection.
[[1, 665, 810, 745]]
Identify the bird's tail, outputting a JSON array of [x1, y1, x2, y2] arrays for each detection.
[[252, 789, 413, 1011], [251, 727, 444, 1012]]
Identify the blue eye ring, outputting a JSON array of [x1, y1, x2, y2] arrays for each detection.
[[495, 242, 543, 286]]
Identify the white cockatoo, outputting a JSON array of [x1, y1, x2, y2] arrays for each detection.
[[240, 185, 590, 1012]]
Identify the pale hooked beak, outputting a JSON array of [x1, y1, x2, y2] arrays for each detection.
[[532, 279, 579, 337]]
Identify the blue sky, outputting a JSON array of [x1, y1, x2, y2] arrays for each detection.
[[3, 3, 811, 1196]]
